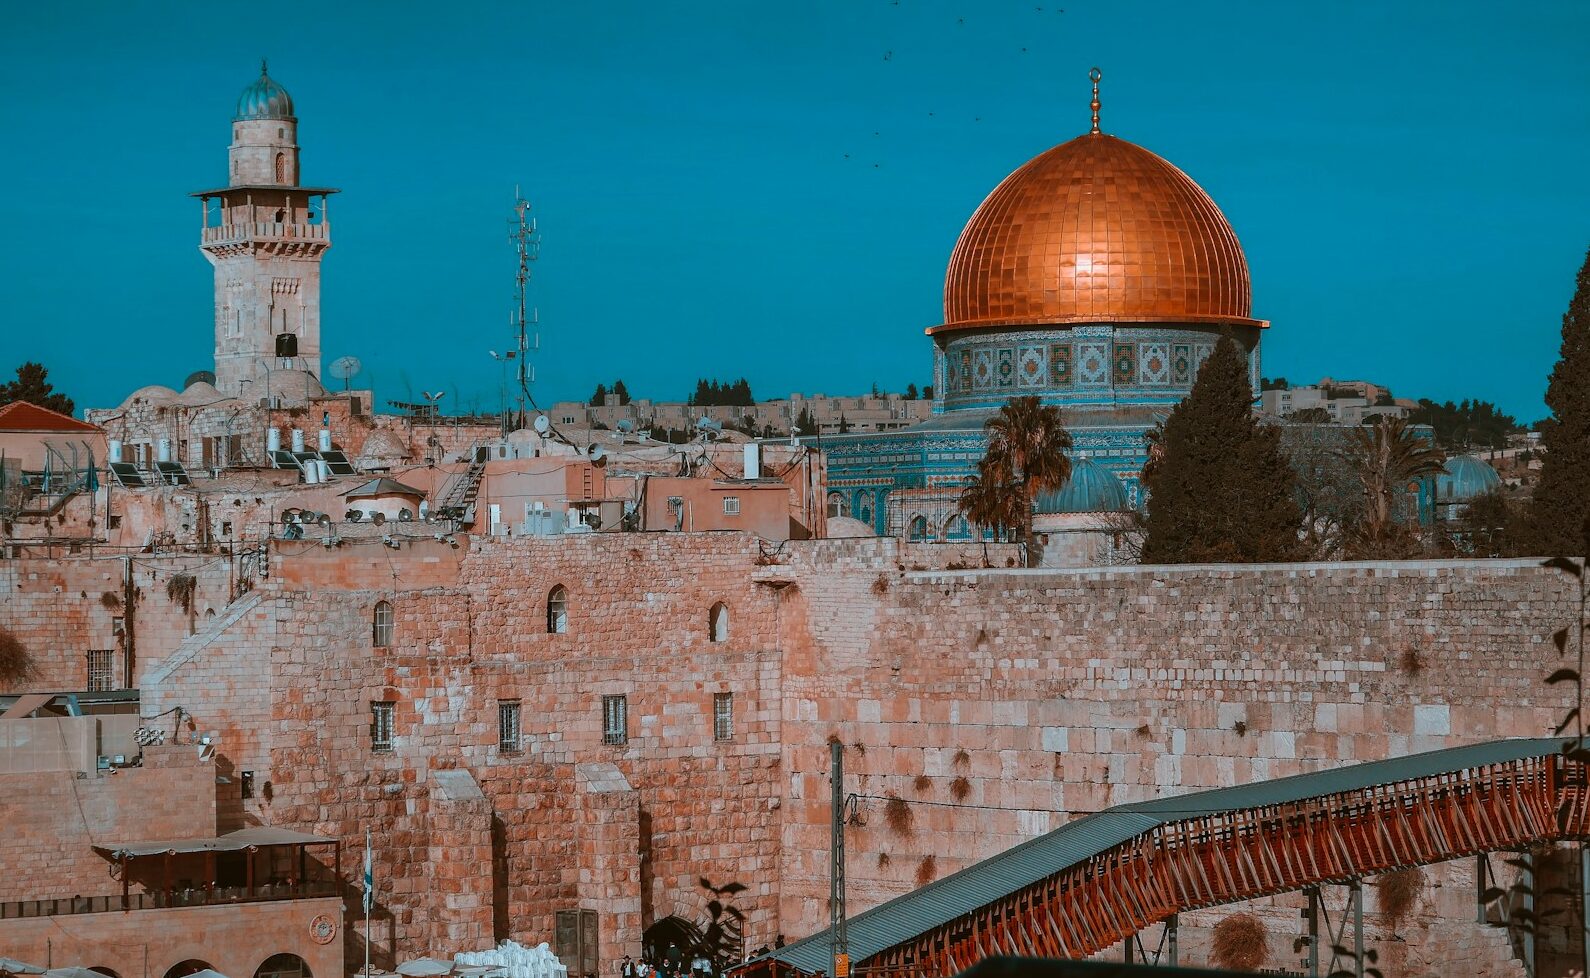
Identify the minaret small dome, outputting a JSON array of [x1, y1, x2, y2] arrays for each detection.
[[1436, 455, 1503, 503], [1036, 457, 1131, 514], [235, 62, 295, 122]]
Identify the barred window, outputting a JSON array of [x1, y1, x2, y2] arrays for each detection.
[[372, 601, 394, 647], [371, 701, 395, 752], [713, 692, 733, 742], [87, 650, 115, 692], [499, 700, 522, 754], [602, 695, 628, 746], [722, 496, 741, 516]]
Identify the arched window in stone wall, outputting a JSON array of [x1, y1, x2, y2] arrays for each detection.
[[87, 968, 121, 978], [371, 600, 393, 647], [826, 492, 849, 519], [165, 963, 218, 978], [944, 514, 971, 540], [275, 152, 286, 184], [855, 489, 873, 524], [254, 952, 313, 978], [709, 602, 729, 643], [547, 585, 569, 634], [908, 515, 929, 541]]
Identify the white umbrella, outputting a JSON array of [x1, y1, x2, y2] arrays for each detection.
[[45, 970, 106, 978], [396, 962, 454, 978], [0, 959, 46, 976], [182, 971, 231, 978]]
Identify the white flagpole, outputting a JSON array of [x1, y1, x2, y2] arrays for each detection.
[[364, 826, 373, 977]]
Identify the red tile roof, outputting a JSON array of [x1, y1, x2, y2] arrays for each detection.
[[0, 401, 102, 434]]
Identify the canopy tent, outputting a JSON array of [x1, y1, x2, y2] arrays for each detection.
[[92, 826, 333, 860]]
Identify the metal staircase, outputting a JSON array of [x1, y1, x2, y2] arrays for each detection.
[[432, 459, 486, 522]]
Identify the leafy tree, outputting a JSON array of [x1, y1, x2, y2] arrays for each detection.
[[1260, 376, 1289, 391], [923, 385, 934, 400], [689, 378, 755, 407], [1525, 245, 1590, 557], [1287, 407, 1334, 424], [1342, 416, 1445, 558], [1280, 424, 1359, 559], [871, 382, 882, 398], [1448, 489, 1520, 558], [794, 406, 818, 437], [612, 379, 631, 405], [837, 412, 850, 434], [590, 383, 608, 406], [1141, 335, 1304, 563], [1406, 397, 1519, 451], [905, 383, 919, 400], [957, 396, 1072, 566], [0, 362, 74, 415]]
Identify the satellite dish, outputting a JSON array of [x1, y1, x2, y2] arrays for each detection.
[[696, 417, 723, 433], [183, 370, 217, 390], [616, 419, 634, 434], [587, 444, 606, 462], [329, 356, 362, 391], [533, 415, 550, 435]]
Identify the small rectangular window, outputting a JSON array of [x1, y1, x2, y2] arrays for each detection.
[[371, 701, 395, 752], [499, 700, 522, 754], [723, 496, 741, 516], [86, 650, 115, 692], [602, 695, 628, 746], [713, 692, 733, 742], [240, 770, 255, 799]]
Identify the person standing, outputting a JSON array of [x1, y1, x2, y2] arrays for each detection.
[[621, 956, 639, 978], [665, 942, 684, 978]]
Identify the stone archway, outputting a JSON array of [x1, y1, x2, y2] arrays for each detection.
[[644, 915, 703, 969], [164, 962, 217, 978]]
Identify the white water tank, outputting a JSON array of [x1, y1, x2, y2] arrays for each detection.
[[266, 428, 281, 454], [290, 429, 305, 453], [108, 440, 122, 464], [303, 460, 320, 484], [157, 439, 171, 464], [744, 442, 761, 480], [315, 459, 332, 483], [318, 428, 332, 452]]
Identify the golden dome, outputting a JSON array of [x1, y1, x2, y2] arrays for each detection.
[[936, 132, 1262, 335]]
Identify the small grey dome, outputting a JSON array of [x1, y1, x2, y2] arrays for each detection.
[[235, 62, 295, 122], [1036, 456, 1130, 514]]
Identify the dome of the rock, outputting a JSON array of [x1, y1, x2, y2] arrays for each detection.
[[938, 132, 1258, 334]]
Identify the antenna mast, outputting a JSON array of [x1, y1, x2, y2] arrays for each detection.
[[509, 188, 541, 427]]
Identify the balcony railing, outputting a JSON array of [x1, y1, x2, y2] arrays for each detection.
[[201, 222, 329, 245], [0, 881, 337, 919]]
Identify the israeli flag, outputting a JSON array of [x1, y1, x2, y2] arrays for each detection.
[[362, 827, 374, 913]]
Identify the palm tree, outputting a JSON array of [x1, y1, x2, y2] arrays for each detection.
[[1344, 416, 1446, 557], [958, 396, 1072, 565]]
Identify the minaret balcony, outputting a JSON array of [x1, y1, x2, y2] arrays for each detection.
[[202, 222, 330, 246]]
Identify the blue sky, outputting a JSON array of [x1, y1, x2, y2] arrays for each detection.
[[3, 1, 1587, 422]]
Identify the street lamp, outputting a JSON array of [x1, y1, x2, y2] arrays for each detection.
[[489, 351, 518, 437]]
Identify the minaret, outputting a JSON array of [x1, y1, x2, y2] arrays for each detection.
[[193, 61, 337, 402]]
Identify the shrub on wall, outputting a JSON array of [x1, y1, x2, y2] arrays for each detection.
[[0, 627, 34, 685], [1376, 866, 1426, 931], [916, 855, 937, 887], [884, 794, 913, 837], [1211, 913, 1269, 972]]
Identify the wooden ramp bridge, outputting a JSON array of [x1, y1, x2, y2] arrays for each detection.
[[742, 738, 1590, 978]]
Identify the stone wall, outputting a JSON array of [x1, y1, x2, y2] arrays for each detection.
[[45, 534, 1586, 973], [0, 895, 343, 978], [0, 743, 219, 903]]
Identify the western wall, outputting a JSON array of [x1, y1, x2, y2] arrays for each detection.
[[5, 532, 1564, 973]]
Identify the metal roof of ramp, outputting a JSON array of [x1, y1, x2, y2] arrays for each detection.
[[750, 737, 1582, 978]]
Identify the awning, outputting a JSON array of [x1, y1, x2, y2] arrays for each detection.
[[93, 826, 335, 860], [0, 695, 56, 721]]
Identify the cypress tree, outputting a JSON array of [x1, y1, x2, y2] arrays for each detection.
[[1526, 245, 1590, 557], [1141, 334, 1304, 563]]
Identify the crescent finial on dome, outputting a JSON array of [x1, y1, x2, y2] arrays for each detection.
[[1089, 67, 1102, 134]]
